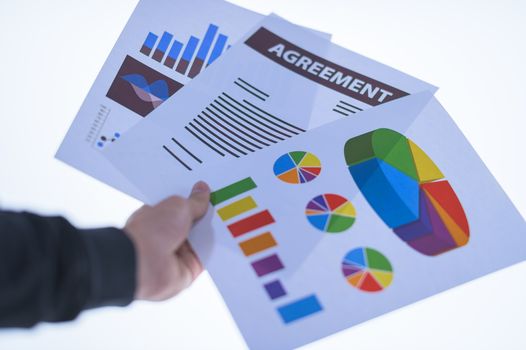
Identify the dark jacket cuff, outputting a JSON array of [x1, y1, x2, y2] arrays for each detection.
[[79, 227, 136, 309]]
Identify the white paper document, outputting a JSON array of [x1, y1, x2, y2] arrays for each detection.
[[104, 15, 436, 201], [55, 0, 266, 199], [109, 90, 526, 349]]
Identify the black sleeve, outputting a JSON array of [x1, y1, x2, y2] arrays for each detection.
[[0, 210, 136, 328]]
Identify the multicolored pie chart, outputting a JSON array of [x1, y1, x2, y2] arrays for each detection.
[[344, 128, 469, 256], [342, 247, 393, 292], [306, 194, 356, 233], [273, 151, 321, 184]]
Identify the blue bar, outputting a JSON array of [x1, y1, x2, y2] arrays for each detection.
[[143, 32, 158, 49], [167, 40, 184, 60], [207, 34, 228, 66], [196, 24, 219, 60], [156, 31, 174, 53], [181, 36, 200, 62], [277, 295, 323, 324]]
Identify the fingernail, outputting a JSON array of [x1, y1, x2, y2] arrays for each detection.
[[192, 181, 210, 194]]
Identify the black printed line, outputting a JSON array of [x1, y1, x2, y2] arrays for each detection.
[[335, 104, 357, 114], [241, 98, 306, 133], [171, 138, 202, 163], [332, 108, 349, 116], [210, 103, 275, 145], [236, 77, 270, 97], [193, 118, 246, 156], [234, 81, 266, 101], [189, 122, 239, 158], [162, 145, 192, 171], [214, 100, 281, 143], [205, 107, 265, 149], [339, 100, 363, 111], [218, 95, 292, 138], [198, 113, 254, 153], [185, 125, 225, 157], [221, 93, 299, 136]]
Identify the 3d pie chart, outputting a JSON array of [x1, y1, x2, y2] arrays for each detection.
[[344, 128, 469, 256]]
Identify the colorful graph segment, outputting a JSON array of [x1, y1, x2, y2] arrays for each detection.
[[344, 128, 469, 256], [273, 151, 321, 184], [342, 247, 393, 292], [306, 194, 356, 233]]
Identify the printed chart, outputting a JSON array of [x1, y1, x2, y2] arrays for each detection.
[[140, 23, 230, 78], [342, 247, 393, 292], [305, 194, 356, 233], [344, 128, 469, 256], [273, 151, 322, 184]]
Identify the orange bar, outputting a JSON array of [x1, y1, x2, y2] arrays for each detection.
[[239, 232, 277, 256]]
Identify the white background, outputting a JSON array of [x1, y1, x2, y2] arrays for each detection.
[[0, 0, 524, 349]]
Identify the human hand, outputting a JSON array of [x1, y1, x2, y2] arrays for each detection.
[[123, 181, 210, 301]]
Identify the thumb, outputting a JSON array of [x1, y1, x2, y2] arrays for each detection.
[[187, 181, 211, 221]]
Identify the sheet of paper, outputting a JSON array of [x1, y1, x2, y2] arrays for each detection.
[[109, 89, 526, 349], [104, 15, 437, 201], [55, 0, 267, 199]]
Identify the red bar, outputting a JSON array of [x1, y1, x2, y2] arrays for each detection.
[[227, 210, 275, 238]]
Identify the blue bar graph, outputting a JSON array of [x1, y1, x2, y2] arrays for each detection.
[[139, 23, 229, 78], [207, 34, 228, 66], [188, 24, 219, 77], [164, 40, 184, 68], [277, 295, 323, 324], [152, 32, 174, 62], [140, 32, 158, 56], [176, 36, 200, 74]]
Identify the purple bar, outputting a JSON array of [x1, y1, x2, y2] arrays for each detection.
[[251, 254, 284, 277], [264, 280, 287, 300]]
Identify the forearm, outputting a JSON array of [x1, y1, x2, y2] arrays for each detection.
[[0, 210, 136, 327]]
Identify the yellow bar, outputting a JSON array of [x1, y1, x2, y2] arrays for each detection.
[[217, 196, 257, 221], [239, 232, 277, 256]]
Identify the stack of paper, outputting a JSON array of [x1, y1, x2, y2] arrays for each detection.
[[56, 0, 526, 349]]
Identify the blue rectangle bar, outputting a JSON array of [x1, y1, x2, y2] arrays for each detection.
[[143, 32, 158, 49], [181, 36, 200, 62], [167, 40, 184, 60], [277, 295, 323, 324], [156, 31, 174, 53], [196, 24, 219, 60], [207, 33, 228, 66]]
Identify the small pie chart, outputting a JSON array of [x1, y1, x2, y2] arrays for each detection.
[[342, 247, 393, 292], [305, 194, 356, 233], [273, 151, 321, 184]]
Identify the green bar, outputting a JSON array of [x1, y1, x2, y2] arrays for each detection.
[[210, 177, 257, 205]]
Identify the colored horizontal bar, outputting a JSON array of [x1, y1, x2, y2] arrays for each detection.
[[264, 280, 287, 300], [277, 295, 323, 324], [239, 232, 277, 256], [251, 254, 284, 277], [152, 31, 174, 62], [228, 210, 275, 238], [207, 33, 228, 66], [217, 196, 257, 221], [210, 177, 257, 205], [196, 24, 219, 60]]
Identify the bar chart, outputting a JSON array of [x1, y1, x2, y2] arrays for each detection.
[[211, 177, 324, 324], [140, 24, 231, 78]]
